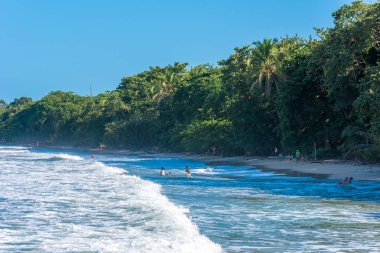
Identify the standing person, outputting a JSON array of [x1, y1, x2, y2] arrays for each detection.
[[185, 165, 191, 178], [160, 167, 165, 176], [274, 147, 278, 156], [295, 150, 301, 163], [288, 153, 293, 164]]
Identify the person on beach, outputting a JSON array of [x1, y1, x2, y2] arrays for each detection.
[[295, 150, 301, 163], [160, 167, 165, 176], [98, 143, 106, 151], [288, 153, 293, 164], [185, 165, 191, 178]]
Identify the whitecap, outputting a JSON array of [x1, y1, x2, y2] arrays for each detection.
[[0, 147, 222, 253], [192, 167, 217, 175]]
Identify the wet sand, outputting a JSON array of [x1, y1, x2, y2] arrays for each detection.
[[181, 154, 380, 181]]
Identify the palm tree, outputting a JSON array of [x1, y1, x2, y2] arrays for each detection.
[[249, 38, 282, 97], [151, 63, 187, 102], [151, 69, 176, 102]]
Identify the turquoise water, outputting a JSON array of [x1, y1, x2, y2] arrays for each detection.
[[1, 146, 380, 252]]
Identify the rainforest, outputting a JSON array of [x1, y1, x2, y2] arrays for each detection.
[[1, 1, 379, 161]]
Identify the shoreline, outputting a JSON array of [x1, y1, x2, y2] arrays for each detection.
[[180, 154, 380, 181], [93, 148, 380, 181], [3, 143, 380, 181]]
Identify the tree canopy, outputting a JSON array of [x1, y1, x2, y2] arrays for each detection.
[[1, 1, 379, 161]]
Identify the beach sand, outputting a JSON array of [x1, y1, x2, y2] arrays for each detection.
[[181, 154, 380, 181]]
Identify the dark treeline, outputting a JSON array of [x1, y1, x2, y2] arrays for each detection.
[[1, 1, 379, 160]]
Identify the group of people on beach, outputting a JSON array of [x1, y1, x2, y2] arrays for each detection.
[[338, 177, 354, 185], [274, 147, 305, 164], [287, 149, 305, 164], [160, 165, 191, 178]]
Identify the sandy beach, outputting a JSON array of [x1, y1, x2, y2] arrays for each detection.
[[181, 154, 380, 181]]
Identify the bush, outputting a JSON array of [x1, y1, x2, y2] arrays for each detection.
[[179, 119, 232, 154], [362, 147, 380, 162], [317, 147, 341, 159]]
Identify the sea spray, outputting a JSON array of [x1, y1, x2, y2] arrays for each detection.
[[0, 146, 222, 253]]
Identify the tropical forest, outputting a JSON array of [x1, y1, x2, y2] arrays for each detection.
[[1, 1, 379, 161]]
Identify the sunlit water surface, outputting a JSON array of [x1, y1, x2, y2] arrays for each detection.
[[1, 146, 379, 252]]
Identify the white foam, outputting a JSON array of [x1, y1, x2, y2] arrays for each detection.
[[0, 149, 29, 153], [192, 167, 217, 175], [0, 147, 222, 253], [0, 146, 27, 149], [25, 152, 83, 161], [95, 161, 127, 174], [52, 153, 84, 161], [105, 157, 175, 162]]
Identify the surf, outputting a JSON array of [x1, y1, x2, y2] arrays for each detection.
[[0, 146, 222, 253]]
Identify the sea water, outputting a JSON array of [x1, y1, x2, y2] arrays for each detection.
[[1, 146, 380, 252]]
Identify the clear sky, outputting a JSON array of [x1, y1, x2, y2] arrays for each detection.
[[0, 0, 364, 102]]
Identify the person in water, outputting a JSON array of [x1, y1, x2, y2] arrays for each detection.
[[168, 171, 172, 177], [160, 167, 165, 176], [338, 177, 353, 185], [185, 165, 191, 178], [338, 177, 349, 184]]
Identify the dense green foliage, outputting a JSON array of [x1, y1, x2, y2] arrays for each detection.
[[1, 1, 379, 160]]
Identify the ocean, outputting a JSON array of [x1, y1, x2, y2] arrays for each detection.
[[1, 145, 380, 252]]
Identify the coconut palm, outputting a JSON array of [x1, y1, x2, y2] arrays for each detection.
[[249, 38, 282, 97], [151, 63, 187, 102]]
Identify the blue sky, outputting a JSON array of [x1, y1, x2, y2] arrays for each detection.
[[0, 0, 365, 102]]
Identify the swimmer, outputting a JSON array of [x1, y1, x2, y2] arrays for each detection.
[[185, 165, 191, 178], [160, 167, 165, 176], [338, 177, 349, 185]]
